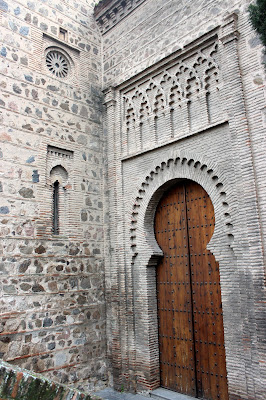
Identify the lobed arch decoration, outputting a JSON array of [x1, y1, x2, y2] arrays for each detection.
[[151, 87, 167, 116], [50, 164, 68, 186], [139, 94, 150, 120], [160, 71, 177, 92], [123, 90, 151, 120], [129, 155, 235, 268], [124, 97, 137, 153], [122, 41, 223, 153]]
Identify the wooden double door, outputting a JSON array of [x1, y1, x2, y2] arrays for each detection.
[[155, 180, 228, 400]]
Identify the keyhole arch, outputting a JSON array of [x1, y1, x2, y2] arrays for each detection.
[[154, 179, 228, 399], [153, 178, 217, 269], [128, 155, 235, 396], [142, 177, 219, 268]]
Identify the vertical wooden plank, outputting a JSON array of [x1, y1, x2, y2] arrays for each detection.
[[155, 184, 196, 395], [185, 181, 228, 400]]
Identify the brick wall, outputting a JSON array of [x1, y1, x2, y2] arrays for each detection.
[[100, 0, 266, 398], [100, 0, 266, 273]]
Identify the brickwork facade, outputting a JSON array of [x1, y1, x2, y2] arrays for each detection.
[[0, 0, 265, 399], [100, 0, 266, 399]]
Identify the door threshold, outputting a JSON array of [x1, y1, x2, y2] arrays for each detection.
[[150, 388, 195, 400]]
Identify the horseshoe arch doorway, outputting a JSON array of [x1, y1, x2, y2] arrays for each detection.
[[154, 180, 228, 400]]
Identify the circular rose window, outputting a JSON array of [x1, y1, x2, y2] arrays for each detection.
[[46, 50, 69, 78]]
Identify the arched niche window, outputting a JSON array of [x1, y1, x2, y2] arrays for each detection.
[[50, 165, 68, 235]]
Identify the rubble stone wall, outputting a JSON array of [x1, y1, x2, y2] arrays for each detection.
[[0, 0, 107, 393]]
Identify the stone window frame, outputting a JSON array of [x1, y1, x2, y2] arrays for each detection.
[[42, 33, 80, 87], [46, 144, 74, 238], [49, 164, 69, 237], [44, 46, 74, 82]]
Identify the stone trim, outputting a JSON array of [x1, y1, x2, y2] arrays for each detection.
[[47, 145, 74, 160]]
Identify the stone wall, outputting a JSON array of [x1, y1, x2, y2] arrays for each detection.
[[0, 0, 107, 393]]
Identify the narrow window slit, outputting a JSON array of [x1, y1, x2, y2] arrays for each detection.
[[53, 180, 59, 235]]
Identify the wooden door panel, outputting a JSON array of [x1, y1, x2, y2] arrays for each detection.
[[185, 181, 228, 400], [155, 180, 228, 400], [155, 184, 196, 396]]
